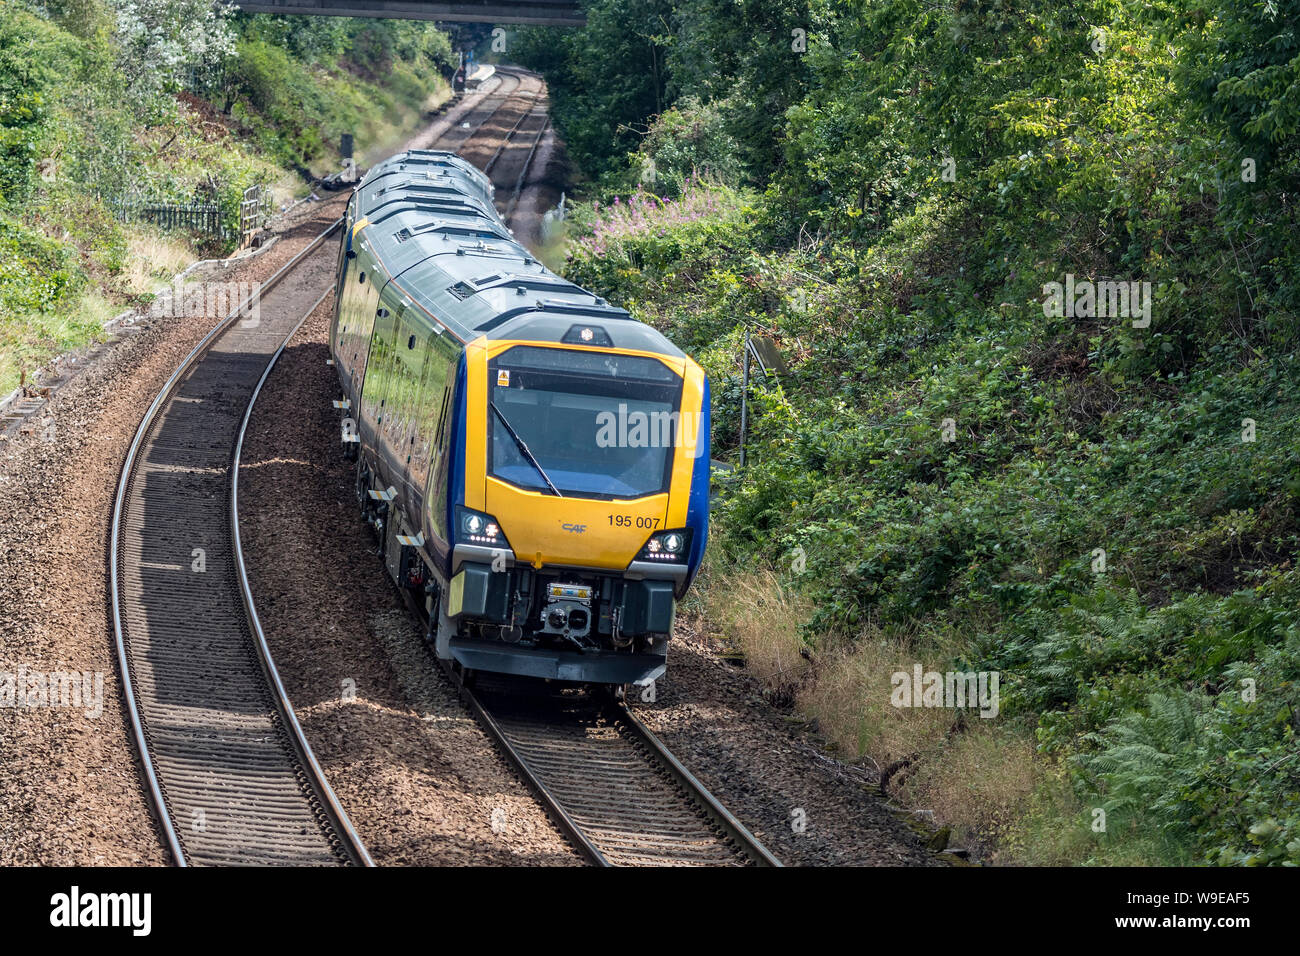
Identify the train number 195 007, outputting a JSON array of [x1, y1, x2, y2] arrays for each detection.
[[608, 515, 661, 529]]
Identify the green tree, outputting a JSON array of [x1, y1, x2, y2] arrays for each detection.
[[514, 0, 674, 178]]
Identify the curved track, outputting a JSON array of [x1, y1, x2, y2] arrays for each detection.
[[456, 68, 551, 229], [110, 66, 766, 869], [448, 672, 782, 867], [108, 71, 551, 867], [423, 74, 779, 867], [109, 220, 372, 866], [435, 69, 526, 156]]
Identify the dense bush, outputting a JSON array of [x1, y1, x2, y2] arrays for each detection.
[[222, 16, 453, 170], [0, 215, 83, 315], [0, 1, 451, 392], [0, 2, 85, 204], [512, 0, 674, 180], [558, 0, 1300, 864], [627, 97, 744, 197]]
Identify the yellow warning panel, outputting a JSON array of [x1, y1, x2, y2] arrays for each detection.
[[448, 570, 466, 617]]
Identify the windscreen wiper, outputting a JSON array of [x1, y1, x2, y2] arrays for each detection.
[[490, 401, 563, 497]]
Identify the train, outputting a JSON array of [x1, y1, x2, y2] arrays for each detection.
[[330, 151, 710, 687]]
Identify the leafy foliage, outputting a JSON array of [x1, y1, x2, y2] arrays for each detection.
[[556, 0, 1300, 864], [631, 96, 744, 196], [221, 15, 453, 170], [0, 1, 451, 392], [0, 2, 84, 203], [513, 0, 674, 180], [110, 0, 235, 118]]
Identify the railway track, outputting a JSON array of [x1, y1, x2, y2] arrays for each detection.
[[109, 218, 372, 867], [109, 69, 767, 869], [107, 75, 549, 867], [447, 671, 782, 867], [455, 67, 550, 229], [500, 109, 551, 227], [439, 69, 526, 156], [421, 77, 779, 867]]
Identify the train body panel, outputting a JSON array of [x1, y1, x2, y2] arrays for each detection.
[[330, 150, 709, 685]]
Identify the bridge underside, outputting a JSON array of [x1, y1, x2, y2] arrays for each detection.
[[232, 1, 585, 25]]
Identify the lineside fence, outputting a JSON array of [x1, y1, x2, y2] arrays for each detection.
[[106, 183, 274, 246]]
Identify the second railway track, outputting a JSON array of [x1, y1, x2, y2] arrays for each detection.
[[110, 218, 372, 866], [108, 77, 553, 866]]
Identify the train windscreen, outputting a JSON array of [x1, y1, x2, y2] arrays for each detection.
[[488, 346, 684, 499]]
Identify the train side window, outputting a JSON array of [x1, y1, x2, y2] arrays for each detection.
[[408, 335, 416, 350], [387, 318, 423, 456], [407, 331, 455, 497], [359, 271, 367, 284], [359, 285, 392, 427], [434, 385, 450, 445]]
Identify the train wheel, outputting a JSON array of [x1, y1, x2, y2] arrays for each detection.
[[354, 461, 369, 512], [449, 658, 476, 690], [591, 683, 624, 706]]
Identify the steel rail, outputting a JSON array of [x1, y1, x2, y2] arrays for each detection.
[[619, 705, 782, 867], [441, 68, 525, 157], [503, 113, 550, 228], [483, 88, 542, 177], [449, 671, 782, 867], [109, 217, 370, 866], [232, 281, 374, 867], [440, 662, 609, 866]]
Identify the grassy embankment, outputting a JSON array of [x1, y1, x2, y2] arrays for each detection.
[[0, 2, 452, 395]]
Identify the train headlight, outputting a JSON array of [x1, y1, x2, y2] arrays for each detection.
[[457, 506, 508, 546], [638, 529, 691, 562]]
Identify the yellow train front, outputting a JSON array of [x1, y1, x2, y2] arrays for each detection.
[[332, 151, 710, 686]]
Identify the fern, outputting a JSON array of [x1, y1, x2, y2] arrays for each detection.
[[1076, 691, 1219, 836]]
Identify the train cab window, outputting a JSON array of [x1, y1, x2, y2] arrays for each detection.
[[487, 346, 683, 500]]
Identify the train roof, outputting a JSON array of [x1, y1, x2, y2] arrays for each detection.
[[351, 151, 686, 360]]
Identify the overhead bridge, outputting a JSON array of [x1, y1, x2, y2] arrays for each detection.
[[231, 1, 586, 25]]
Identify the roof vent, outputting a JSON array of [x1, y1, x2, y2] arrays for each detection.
[[447, 281, 476, 300]]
